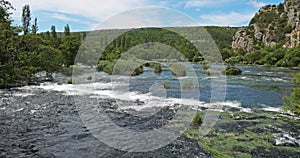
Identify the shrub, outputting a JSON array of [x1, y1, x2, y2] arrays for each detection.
[[163, 82, 171, 89], [67, 79, 72, 84], [169, 63, 187, 77], [192, 112, 202, 125], [283, 73, 300, 115], [146, 62, 162, 73], [87, 76, 92, 80], [113, 60, 143, 76], [223, 67, 242, 75], [97, 60, 111, 71], [201, 61, 210, 70]]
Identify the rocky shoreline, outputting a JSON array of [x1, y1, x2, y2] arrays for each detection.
[[0, 88, 212, 158]]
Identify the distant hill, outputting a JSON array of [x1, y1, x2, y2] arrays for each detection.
[[63, 26, 238, 62]]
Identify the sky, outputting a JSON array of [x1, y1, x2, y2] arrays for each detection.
[[8, 0, 283, 32]]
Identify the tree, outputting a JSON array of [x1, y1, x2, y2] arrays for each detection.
[[31, 17, 38, 34], [64, 24, 70, 36], [50, 25, 57, 39], [0, 1, 37, 87], [60, 35, 81, 66], [50, 25, 60, 47], [283, 73, 300, 115], [38, 45, 63, 77], [21, 4, 31, 34], [0, 0, 14, 20]]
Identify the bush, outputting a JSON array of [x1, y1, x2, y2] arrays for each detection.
[[97, 60, 111, 71], [169, 63, 187, 77], [152, 64, 162, 73], [283, 73, 300, 115], [87, 76, 92, 80], [163, 82, 171, 89], [223, 67, 242, 75], [60, 67, 73, 76], [113, 60, 143, 76], [201, 61, 210, 70], [67, 79, 72, 84], [97, 60, 116, 74], [145, 62, 162, 73], [192, 112, 202, 125]]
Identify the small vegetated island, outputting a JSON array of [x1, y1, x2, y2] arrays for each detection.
[[0, 0, 300, 157]]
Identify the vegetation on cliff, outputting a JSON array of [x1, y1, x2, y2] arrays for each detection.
[[229, 0, 300, 67]]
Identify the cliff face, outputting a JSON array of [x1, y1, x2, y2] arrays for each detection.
[[232, 0, 300, 51]]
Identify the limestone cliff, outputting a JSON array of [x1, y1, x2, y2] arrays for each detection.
[[232, 0, 300, 51]]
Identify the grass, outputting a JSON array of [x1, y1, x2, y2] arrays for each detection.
[[183, 110, 300, 157]]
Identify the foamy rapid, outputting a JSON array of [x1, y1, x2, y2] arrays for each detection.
[[17, 82, 255, 113]]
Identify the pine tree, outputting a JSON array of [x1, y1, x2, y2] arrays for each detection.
[[21, 4, 31, 34], [31, 17, 38, 34], [64, 24, 70, 36], [50, 25, 57, 39]]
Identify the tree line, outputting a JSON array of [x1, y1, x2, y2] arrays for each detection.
[[0, 1, 83, 88]]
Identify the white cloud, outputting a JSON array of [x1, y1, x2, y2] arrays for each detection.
[[249, 0, 265, 8], [183, 0, 234, 8], [199, 12, 254, 26], [51, 13, 79, 22], [9, 0, 151, 22], [96, 7, 198, 29]]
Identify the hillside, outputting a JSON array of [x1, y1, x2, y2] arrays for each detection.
[[232, 0, 300, 52], [75, 26, 237, 63]]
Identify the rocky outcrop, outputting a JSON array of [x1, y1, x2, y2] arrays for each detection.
[[232, 0, 300, 51], [289, 22, 300, 47], [232, 29, 253, 51], [285, 0, 300, 48]]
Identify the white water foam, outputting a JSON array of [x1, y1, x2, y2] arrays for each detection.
[[261, 77, 289, 83], [274, 133, 300, 146], [13, 93, 34, 97], [262, 106, 281, 112], [21, 82, 254, 113]]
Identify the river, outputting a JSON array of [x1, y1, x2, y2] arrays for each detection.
[[0, 65, 298, 157]]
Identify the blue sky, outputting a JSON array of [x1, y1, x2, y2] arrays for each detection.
[[9, 0, 283, 32]]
